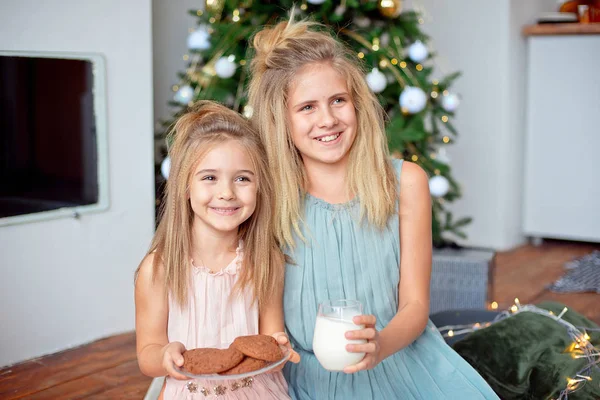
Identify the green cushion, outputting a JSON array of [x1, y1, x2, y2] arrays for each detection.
[[452, 302, 600, 400]]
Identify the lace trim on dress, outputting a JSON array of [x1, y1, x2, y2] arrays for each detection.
[[191, 241, 243, 276]]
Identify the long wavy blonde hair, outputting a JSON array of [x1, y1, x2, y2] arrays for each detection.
[[248, 18, 398, 249], [139, 101, 284, 309]]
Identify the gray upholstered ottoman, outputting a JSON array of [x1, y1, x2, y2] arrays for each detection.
[[429, 248, 496, 314], [430, 309, 500, 345]]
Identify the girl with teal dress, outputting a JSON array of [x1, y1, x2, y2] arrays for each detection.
[[247, 16, 499, 400]]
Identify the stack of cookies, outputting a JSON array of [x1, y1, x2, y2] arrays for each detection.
[[182, 334, 284, 376]]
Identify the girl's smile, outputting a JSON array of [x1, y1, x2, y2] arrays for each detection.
[[314, 132, 342, 143], [209, 206, 241, 216]]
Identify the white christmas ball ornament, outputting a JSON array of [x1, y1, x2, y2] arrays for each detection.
[[215, 56, 237, 78], [435, 147, 451, 163], [441, 93, 460, 112], [334, 4, 347, 16], [353, 17, 371, 28], [161, 156, 171, 180], [429, 175, 450, 197], [243, 105, 253, 119], [366, 68, 387, 93], [187, 28, 211, 50], [307, 0, 326, 4], [408, 40, 428, 63], [380, 33, 390, 47], [174, 85, 194, 105], [399, 86, 427, 114]]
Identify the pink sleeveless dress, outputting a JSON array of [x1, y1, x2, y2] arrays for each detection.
[[163, 243, 289, 399]]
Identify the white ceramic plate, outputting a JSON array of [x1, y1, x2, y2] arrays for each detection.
[[177, 345, 291, 381]]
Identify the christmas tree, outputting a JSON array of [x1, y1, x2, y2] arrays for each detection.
[[157, 0, 471, 246]]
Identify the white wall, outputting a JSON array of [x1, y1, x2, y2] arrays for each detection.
[[0, 0, 154, 367], [153, 0, 199, 163], [417, 0, 555, 250]]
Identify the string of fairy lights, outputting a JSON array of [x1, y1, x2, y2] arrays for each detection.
[[437, 299, 600, 399]]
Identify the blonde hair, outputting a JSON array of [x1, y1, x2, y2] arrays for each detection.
[[248, 18, 398, 249], [138, 101, 284, 309]]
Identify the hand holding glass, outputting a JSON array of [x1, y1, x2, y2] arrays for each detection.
[[312, 299, 367, 371]]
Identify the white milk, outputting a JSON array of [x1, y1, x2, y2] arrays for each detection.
[[312, 315, 366, 371]]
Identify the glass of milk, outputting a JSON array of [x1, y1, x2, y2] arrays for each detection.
[[312, 299, 366, 371]]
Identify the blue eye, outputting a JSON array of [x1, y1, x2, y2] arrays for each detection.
[[333, 98, 345, 105], [301, 105, 313, 111]]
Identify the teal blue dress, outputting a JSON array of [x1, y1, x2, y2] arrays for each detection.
[[283, 159, 499, 399]]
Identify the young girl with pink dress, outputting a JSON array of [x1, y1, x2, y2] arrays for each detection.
[[134, 101, 298, 399]]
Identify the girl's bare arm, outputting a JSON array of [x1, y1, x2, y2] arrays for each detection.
[[258, 272, 301, 363], [379, 161, 432, 359], [135, 254, 187, 379]]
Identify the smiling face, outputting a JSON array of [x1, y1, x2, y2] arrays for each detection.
[[286, 62, 357, 172], [188, 139, 258, 238]]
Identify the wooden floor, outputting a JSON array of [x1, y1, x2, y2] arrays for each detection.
[[1, 240, 599, 399], [493, 240, 600, 324]]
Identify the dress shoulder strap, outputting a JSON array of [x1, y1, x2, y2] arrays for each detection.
[[391, 157, 404, 185]]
